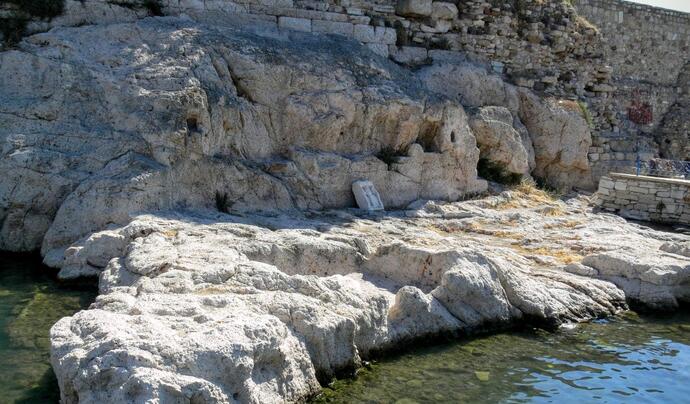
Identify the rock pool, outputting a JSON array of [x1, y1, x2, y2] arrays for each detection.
[[314, 311, 690, 403], [0, 253, 96, 403]]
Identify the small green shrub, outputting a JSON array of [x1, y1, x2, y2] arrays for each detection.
[[376, 146, 408, 168], [215, 191, 230, 214], [477, 158, 522, 185], [1, 0, 65, 46], [656, 201, 665, 213], [0, 18, 27, 46], [577, 100, 594, 129], [4, 0, 65, 18], [142, 0, 163, 16]]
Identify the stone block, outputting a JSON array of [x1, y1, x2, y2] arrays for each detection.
[[395, 0, 432, 17], [348, 15, 371, 24], [671, 190, 686, 199], [354, 24, 397, 44], [388, 45, 428, 65], [278, 16, 312, 32], [598, 178, 614, 189], [352, 180, 384, 211], [614, 181, 627, 191], [431, 2, 458, 20], [312, 20, 354, 36], [279, 9, 349, 22]]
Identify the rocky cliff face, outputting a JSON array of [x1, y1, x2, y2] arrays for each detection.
[[2, 5, 687, 404], [1, 15, 592, 255]]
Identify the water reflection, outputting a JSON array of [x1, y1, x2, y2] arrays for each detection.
[[0, 253, 96, 403], [314, 312, 690, 403]]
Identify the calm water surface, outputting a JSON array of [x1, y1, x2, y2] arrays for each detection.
[[0, 253, 96, 403], [314, 312, 690, 403]]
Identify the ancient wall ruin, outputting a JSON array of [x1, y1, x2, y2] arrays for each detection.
[[596, 173, 690, 224], [574, 0, 690, 181]]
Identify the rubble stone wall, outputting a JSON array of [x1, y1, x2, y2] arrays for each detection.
[[573, 0, 690, 181], [596, 173, 690, 224]]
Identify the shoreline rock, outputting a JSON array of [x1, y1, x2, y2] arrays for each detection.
[[48, 193, 689, 403]]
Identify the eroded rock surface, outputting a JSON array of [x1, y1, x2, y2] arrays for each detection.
[[2, 15, 599, 255], [50, 192, 690, 403], [1, 16, 490, 254]]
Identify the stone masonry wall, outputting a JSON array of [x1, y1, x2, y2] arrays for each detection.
[[574, 0, 690, 182], [596, 173, 690, 224]]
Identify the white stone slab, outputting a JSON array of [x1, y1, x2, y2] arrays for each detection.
[[352, 180, 384, 211]]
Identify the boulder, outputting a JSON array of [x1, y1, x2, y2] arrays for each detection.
[[517, 91, 593, 190], [469, 107, 531, 176], [395, 0, 433, 17]]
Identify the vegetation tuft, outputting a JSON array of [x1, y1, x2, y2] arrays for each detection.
[[1, 0, 65, 46], [0, 17, 27, 46], [142, 0, 163, 16], [4, 0, 65, 18], [376, 146, 408, 169], [477, 158, 522, 185], [215, 191, 230, 214], [576, 100, 594, 129]]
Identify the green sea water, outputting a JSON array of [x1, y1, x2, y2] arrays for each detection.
[[0, 253, 96, 403], [314, 312, 690, 403]]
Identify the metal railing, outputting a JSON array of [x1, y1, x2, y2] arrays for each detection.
[[635, 157, 690, 179]]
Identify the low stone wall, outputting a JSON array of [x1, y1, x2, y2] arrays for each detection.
[[595, 173, 690, 224]]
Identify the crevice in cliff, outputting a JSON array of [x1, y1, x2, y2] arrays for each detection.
[[224, 63, 255, 104]]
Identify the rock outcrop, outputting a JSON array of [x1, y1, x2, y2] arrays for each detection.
[[469, 106, 531, 176], [1, 17, 489, 254], [1, 15, 598, 255], [418, 60, 590, 188], [49, 191, 689, 403]]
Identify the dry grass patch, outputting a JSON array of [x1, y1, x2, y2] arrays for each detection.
[[161, 229, 179, 238], [447, 220, 524, 240], [511, 244, 583, 264], [543, 220, 582, 229], [194, 286, 231, 295], [495, 180, 563, 210]]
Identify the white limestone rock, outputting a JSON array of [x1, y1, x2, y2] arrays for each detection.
[[431, 2, 458, 20], [1, 17, 487, 253], [517, 92, 593, 190], [469, 106, 531, 176], [582, 249, 690, 309], [48, 190, 690, 403]]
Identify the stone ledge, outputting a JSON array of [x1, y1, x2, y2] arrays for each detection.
[[610, 173, 690, 187]]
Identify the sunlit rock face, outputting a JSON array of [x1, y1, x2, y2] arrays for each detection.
[[49, 192, 690, 403], [1, 17, 494, 254]]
